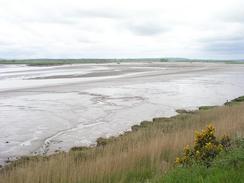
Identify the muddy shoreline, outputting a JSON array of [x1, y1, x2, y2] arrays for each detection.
[[1, 62, 244, 165]]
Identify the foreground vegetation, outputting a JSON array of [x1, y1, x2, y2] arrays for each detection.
[[160, 139, 244, 183], [0, 97, 244, 183]]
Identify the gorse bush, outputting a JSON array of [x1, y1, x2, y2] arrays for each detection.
[[176, 124, 231, 167], [162, 139, 244, 183]]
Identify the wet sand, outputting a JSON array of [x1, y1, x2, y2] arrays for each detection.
[[1, 62, 244, 164]]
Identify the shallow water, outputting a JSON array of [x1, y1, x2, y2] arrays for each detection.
[[0, 62, 244, 164]]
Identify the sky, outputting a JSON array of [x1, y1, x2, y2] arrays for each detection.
[[0, 0, 244, 59]]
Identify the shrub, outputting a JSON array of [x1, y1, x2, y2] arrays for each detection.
[[198, 106, 217, 110], [70, 146, 90, 151], [96, 137, 108, 147], [131, 124, 141, 131], [96, 136, 116, 147], [162, 138, 244, 183], [175, 124, 231, 167]]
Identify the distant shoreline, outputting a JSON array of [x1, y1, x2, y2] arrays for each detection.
[[0, 58, 244, 66]]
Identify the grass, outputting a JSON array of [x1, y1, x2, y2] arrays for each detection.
[[230, 96, 244, 103], [199, 106, 218, 110], [225, 96, 244, 106], [0, 97, 244, 183], [157, 139, 244, 183]]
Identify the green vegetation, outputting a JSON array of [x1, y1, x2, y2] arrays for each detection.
[[175, 124, 231, 167], [175, 109, 195, 114], [199, 106, 218, 110], [233, 96, 244, 102], [158, 139, 244, 183], [225, 96, 244, 105]]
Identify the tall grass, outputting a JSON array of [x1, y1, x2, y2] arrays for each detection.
[[1, 102, 244, 183]]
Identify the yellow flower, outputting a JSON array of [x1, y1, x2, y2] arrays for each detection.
[[207, 124, 213, 128], [175, 157, 180, 164], [207, 124, 215, 133], [184, 145, 190, 150]]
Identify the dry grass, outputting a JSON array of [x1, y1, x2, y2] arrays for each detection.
[[1, 102, 244, 183]]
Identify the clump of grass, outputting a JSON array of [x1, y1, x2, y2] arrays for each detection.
[[232, 96, 244, 102], [225, 96, 244, 105], [131, 124, 141, 131], [176, 109, 196, 114], [131, 121, 152, 131], [96, 137, 109, 147], [70, 146, 91, 151], [199, 106, 218, 110]]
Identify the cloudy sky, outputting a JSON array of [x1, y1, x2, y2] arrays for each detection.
[[0, 0, 244, 59]]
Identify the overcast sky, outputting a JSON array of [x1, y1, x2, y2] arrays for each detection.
[[0, 0, 244, 59]]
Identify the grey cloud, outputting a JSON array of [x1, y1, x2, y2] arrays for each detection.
[[227, 12, 244, 23], [199, 34, 244, 44], [0, 46, 43, 59], [70, 9, 125, 19], [0, 12, 76, 25], [125, 21, 169, 36], [0, 40, 14, 47], [1, 0, 244, 59], [3, 9, 127, 27], [204, 39, 244, 54], [69, 8, 160, 20], [218, 4, 244, 24]]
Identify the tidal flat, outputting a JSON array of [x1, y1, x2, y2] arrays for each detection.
[[1, 62, 244, 164]]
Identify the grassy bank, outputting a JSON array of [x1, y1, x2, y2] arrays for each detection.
[[0, 97, 244, 183]]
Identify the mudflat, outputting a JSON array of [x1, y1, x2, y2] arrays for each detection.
[[1, 62, 244, 164]]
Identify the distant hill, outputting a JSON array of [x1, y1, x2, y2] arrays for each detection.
[[0, 58, 243, 66]]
